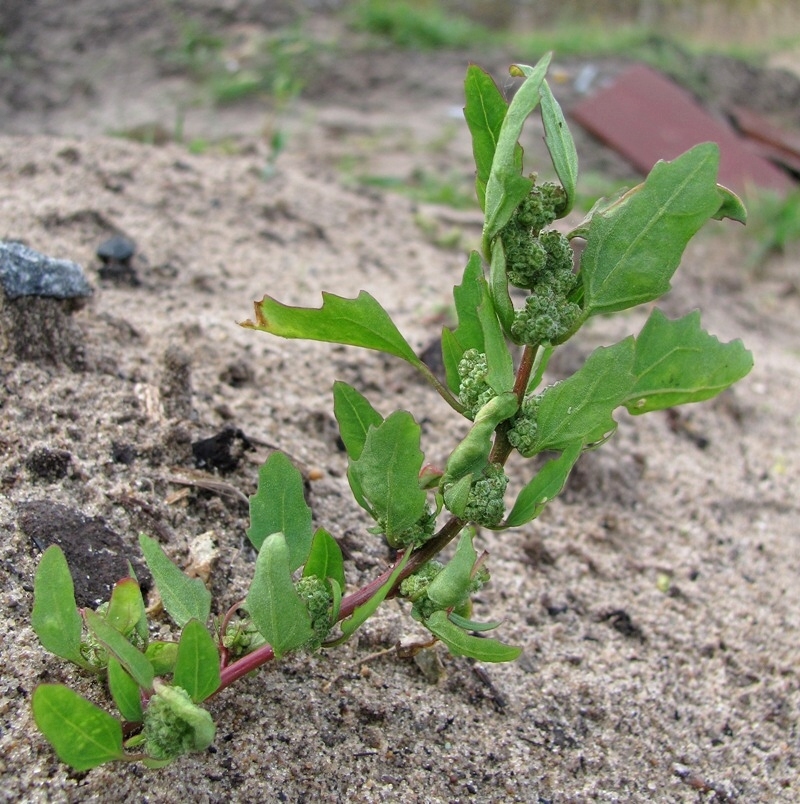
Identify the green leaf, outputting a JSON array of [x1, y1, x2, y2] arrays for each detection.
[[139, 534, 211, 629], [173, 620, 221, 703], [489, 238, 515, 335], [463, 65, 518, 210], [245, 532, 313, 659], [145, 641, 179, 676], [336, 547, 412, 642], [623, 309, 754, 414], [303, 528, 346, 591], [107, 658, 143, 722], [244, 290, 422, 368], [333, 381, 383, 462], [505, 441, 582, 527], [442, 252, 486, 393], [32, 545, 89, 669], [713, 184, 747, 224], [247, 452, 313, 569], [539, 78, 578, 216], [483, 53, 552, 247], [448, 611, 503, 632], [105, 578, 148, 646], [533, 339, 635, 452], [444, 392, 518, 482], [477, 276, 515, 394], [33, 684, 126, 771], [443, 473, 473, 519], [426, 531, 477, 610], [348, 411, 428, 543], [85, 610, 154, 691], [581, 143, 724, 316], [424, 610, 522, 663]]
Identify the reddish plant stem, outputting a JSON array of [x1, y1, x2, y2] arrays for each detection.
[[215, 343, 538, 695]]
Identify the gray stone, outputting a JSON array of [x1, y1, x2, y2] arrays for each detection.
[[0, 240, 93, 300]]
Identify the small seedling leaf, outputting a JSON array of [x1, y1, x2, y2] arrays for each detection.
[[505, 441, 583, 527], [245, 532, 313, 659], [105, 578, 148, 647], [581, 143, 723, 316], [349, 411, 428, 543], [539, 78, 577, 216], [623, 309, 754, 414], [145, 641, 179, 676], [31, 545, 89, 669], [139, 534, 211, 628], [303, 528, 346, 591], [85, 610, 154, 691], [247, 451, 313, 568], [532, 338, 635, 452], [333, 381, 383, 462], [33, 684, 126, 771], [173, 620, 221, 703], [107, 658, 143, 723], [424, 610, 522, 663]]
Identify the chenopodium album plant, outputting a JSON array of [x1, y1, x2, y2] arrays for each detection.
[[31, 54, 753, 770]]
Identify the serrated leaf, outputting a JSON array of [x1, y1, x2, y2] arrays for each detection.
[[303, 528, 346, 591], [426, 531, 477, 610], [245, 532, 313, 659], [107, 658, 143, 722], [348, 411, 427, 542], [139, 534, 211, 629], [336, 547, 412, 642], [623, 309, 754, 414], [247, 452, 313, 569], [243, 290, 422, 367], [505, 441, 582, 527], [581, 143, 724, 316], [483, 53, 552, 247], [463, 65, 518, 210], [333, 381, 383, 462], [424, 610, 521, 663], [32, 545, 89, 669], [85, 610, 154, 691], [540, 78, 577, 216], [533, 339, 635, 452], [173, 620, 221, 703], [33, 684, 126, 771]]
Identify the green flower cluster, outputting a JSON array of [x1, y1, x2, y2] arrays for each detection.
[[506, 395, 540, 457], [457, 349, 495, 420], [384, 506, 438, 549], [143, 682, 215, 761], [294, 575, 334, 650], [463, 463, 508, 527]]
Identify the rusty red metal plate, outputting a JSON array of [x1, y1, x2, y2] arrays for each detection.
[[570, 63, 795, 194]]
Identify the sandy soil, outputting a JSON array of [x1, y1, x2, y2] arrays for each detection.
[[1, 4, 799, 803]]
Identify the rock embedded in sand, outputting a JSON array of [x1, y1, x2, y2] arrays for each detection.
[[0, 240, 93, 369]]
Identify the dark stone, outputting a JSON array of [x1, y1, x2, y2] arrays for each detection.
[[111, 441, 137, 465], [0, 241, 92, 300], [192, 426, 253, 474], [96, 235, 136, 263], [96, 235, 139, 285], [18, 500, 151, 607], [25, 446, 72, 481]]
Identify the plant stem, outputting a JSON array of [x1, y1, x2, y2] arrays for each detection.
[[490, 343, 537, 466]]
